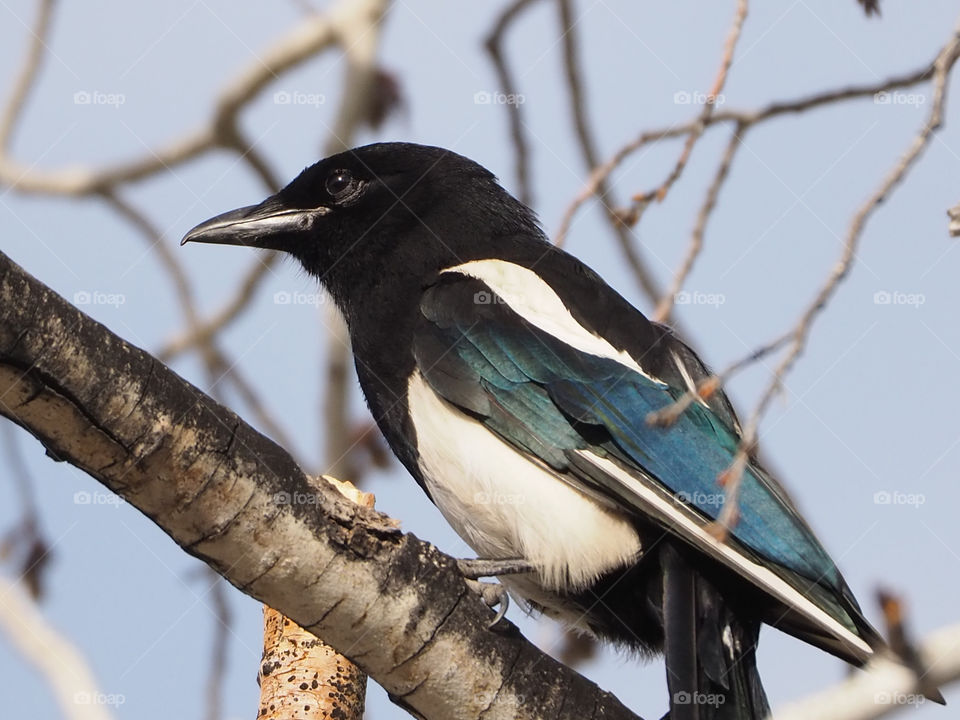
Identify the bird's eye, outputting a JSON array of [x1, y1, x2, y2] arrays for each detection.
[[325, 169, 358, 200]]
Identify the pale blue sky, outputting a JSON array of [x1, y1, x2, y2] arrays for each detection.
[[1, 2, 959, 718]]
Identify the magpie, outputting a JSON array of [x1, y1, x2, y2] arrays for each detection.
[[183, 142, 887, 719]]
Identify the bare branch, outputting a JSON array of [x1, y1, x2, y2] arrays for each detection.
[[1, 421, 51, 599], [0, 0, 55, 153], [631, 0, 748, 214], [740, 17, 960, 445], [0, 250, 644, 720], [157, 256, 280, 361], [555, 57, 938, 248], [0, 0, 369, 195], [0, 577, 117, 720], [484, 0, 541, 207], [653, 122, 745, 323], [708, 15, 960, 536], [102, 191, 298, 454], [257, 478, 372, 720], [555, 0, 666, 305], [203, 573, 231, 720], [776, 623, 960, 720]]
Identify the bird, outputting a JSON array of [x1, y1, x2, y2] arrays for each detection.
[[183, 142, 889, 719]]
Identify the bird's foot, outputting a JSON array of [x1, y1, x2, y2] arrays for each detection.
[[463, 578, 512, 628], [457, 557, 536, 579], [457, 558, 534, 629]]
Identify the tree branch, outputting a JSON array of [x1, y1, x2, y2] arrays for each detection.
[[0, 250, 642, 720], [555, 56, 940, 248], [776, 623, 960, 720], [0, 576, 118, 720]]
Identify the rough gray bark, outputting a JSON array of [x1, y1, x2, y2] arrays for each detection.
[[0, 250, 642, 720]]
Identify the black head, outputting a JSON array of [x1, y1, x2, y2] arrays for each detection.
[[182, 142, 546, 319]]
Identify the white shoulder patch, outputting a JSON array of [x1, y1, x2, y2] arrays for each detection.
[[442, 259, 665, 386]]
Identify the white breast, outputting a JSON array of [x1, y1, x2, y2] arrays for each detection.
[[407, 372, 641, 593]]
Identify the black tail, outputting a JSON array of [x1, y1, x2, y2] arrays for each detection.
[[660, 542, 770, 720]]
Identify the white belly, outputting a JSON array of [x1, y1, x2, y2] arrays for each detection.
[[407, 372, 642, 593]]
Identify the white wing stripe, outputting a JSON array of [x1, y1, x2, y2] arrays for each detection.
[[577, 451, 874, 660]]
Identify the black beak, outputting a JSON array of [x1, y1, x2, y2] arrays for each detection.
[[181, 195, 330, 250]]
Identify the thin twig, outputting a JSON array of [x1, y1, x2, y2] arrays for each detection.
[[715, 17, 960, 534], [0, 0, 54, 153], [0, 1, 356, 194], [484, 0, 541, 207], [318, 0, 389, 480], [646, 328, 792, 429], [104, 190, 298, 452], [631, 0, 748, 212], [0, 422, 51, 599], [100, 190, 199, 328], [555, 58, 938, 247], [653, 122, 746, 323], [555, 0, 665, 304], [0, 576, 117, 720], [204, 573, 232, 720], [158, 257, 280, 361]]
